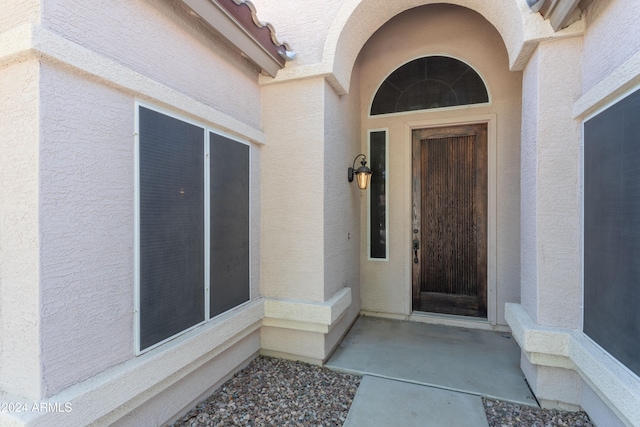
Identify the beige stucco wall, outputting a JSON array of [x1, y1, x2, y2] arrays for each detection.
[[108, 331, 261, 427], [30, 0, 264, 399], [0, 0, 266, 424], [38, 62, 135, 398], [259, 0, 583, 97], [40, 0, 261, 130], [2, 0, 639, 424], [511, 0, 640, 424], [581, 0, 640, 95], [357, 4, 522, 325], [323, 69, 363, 355], [0, 59, 41, 399], [260, 77, 325, 303], [255, 0, 342, 67], [324, 77, 361, 301], [520, 47, 540, 323], [260, 67, 362, 363], [520, 37, 583, 329], [517, 26, 591, 416], [0, 0, 40, 32]]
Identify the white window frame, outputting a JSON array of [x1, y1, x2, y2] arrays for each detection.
[[367, 128, 390, 261], [134, 101, 252, 355], [580, 84, 640, 377]]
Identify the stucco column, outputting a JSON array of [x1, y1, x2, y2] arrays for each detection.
[[261, 77, 326, 303], [260, 77, 330, 362], [0, 60, 42, 400], [260, 76, 361, 363], [518, 36, 584, 408]]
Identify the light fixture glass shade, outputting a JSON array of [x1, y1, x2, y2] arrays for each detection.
[[355, 168, 372, 190], [348, 154, 372, 190]]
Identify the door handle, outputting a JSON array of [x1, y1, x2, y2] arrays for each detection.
[[413, 239, 419, 264]]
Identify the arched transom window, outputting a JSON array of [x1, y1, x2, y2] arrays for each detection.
[[370, 56, 489, 115]]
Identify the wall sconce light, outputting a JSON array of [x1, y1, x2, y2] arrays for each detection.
[[348, 154, 372, 190]]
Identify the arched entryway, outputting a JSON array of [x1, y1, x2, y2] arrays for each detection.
[[369, 55, 491, 317], [357, 4, 522, 327]]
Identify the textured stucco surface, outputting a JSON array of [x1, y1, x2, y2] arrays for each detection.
[[1, 0, 638, 425], [507, 303, 640, 425], [520, 38, 583, 330], [0, 24, 265, 144], [582, 0, 640, 94], [41, 0, 262, 130], [0, 0, 40, 33], [581, 381, 626, 427], [0, 59, 42, 399], [534, 39, 582, 329], [38, 63, 135, 396], [321, 73, 362, 357], [1, 0, 266, 412], [323, 76, 361, 301], [519, 48, 540, 323], [254, 0, 341, 67], [0, 300, 263, 426], [536, 366, 583, 408], [264, 288, 351, 327], [260, 72, 362, 360], [571, 2, 640, 424], [519, 356, 582, 410], [261, 327, 326, 362], [261, 288, 354, 363], [259, 0, 580, 94], [260, 78, 325, 302], [358, 5, 522, 325], [108, 332, 260, 427]]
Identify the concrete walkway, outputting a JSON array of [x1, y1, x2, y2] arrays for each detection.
[[326, 316, 537, 427]]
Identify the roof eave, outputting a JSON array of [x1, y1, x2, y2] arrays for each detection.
[[526, 0, 593, 32], [181, 0, 287, 77]]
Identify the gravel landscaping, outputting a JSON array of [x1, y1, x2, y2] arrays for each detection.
[[171, 356, 594, 427], [484, 398, 594, 427], [171, 356, 359, 427]]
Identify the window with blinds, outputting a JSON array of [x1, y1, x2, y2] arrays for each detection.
[[583, 88, 640, 376], [136, 105, 250, 353]]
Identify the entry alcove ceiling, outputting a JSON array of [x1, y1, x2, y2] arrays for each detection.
[[526, 0, 594, 31]]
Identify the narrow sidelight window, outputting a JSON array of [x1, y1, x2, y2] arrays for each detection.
[[369, 130, 388, 260]]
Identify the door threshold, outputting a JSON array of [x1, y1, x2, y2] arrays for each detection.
[[410, 312, 509, 332], [360, 310, 509, 332]]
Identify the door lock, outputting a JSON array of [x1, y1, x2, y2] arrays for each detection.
[[413, 239, 419, 264]]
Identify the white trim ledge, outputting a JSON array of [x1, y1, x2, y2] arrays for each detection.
[[505, 303, 640, 427], [0, 300, 264, 427], [263, 288, 352, 333], [573, 50, 640, 120]]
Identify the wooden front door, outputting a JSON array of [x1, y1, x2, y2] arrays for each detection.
[[412, 124, 488, 318]]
